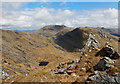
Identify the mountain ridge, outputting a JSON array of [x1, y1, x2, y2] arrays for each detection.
[[1, 25, 120, 82]]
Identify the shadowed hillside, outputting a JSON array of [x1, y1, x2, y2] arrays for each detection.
[[55, 28, 89, 52]]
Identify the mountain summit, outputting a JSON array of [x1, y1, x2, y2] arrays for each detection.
[[33, 25, 72, 37]]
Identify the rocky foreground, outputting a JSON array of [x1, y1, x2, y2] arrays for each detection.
[[54, 32, 120, 83], [1, 25, 120, 83]]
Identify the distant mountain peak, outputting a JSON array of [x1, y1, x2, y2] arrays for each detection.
[[33, 25, 72, 37]]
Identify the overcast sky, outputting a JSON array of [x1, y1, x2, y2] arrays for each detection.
[[0, 1, 118, 30]]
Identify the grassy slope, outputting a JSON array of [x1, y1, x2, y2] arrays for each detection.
[[2, 29, 80, 82]]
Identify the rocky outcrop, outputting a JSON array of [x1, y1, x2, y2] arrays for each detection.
[[85, 33, 101, 50], [96, 44, 120, 59], [93, 57, 115, 71], [86, 43, 120, 83], [87, 71, 120, 83], [54, 59, 80, 75], [80, 33, 101, 58]]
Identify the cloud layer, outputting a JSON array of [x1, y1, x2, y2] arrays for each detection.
[[0, 3, 118, 30]]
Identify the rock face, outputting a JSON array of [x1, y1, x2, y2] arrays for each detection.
[[84, 33, 101, 50], [80, 33, 101, 58], [94, 57, 115, 71], [87, 71, 120, 83], [96, 44, 120, 59]]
